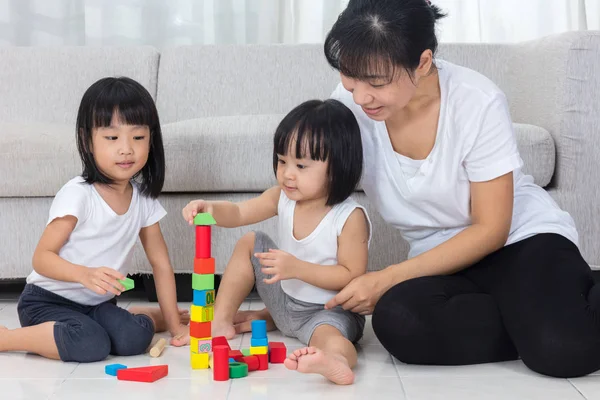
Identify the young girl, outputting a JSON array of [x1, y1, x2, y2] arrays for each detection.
[[0, 77, 189, 363], [182, 99, 371, 385]]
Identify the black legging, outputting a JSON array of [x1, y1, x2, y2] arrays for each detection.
[[372, 233, 600, 378]]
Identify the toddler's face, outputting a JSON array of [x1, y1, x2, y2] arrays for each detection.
[[91, 113, 150, 183], [276, 151, 329, 203]]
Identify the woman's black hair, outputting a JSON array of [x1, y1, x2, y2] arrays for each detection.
[[76, 76, 165, 198], [325, 0, 446, 82], [273, 99, 363, 206]]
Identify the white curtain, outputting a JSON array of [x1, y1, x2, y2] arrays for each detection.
[[0, 0, 597, 47]]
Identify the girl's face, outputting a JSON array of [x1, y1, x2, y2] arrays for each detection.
[[340, 70, 417, 121], [276, 142, 329, 204], [91, 113, 150, 184]]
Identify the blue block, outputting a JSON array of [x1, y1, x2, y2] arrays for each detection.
[[251, 320, 267, 339], [193, 289, 215, 307], [105, 363, 127, 376], [229, 358, 236, 363], [251, 337, 268, 347]]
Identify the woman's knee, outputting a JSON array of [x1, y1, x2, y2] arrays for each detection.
[[57, 321, 111, 362], [110, 315, 154, 356]]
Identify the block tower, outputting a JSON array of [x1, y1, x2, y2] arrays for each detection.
[[190, 213, 217, 369]]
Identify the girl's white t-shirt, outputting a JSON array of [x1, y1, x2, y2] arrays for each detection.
[[278, 191, 372, 304], [331, 59, 578, 259], [27, 176, 167, 305]]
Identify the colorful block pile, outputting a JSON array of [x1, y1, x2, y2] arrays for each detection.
[[190, 213, 217, 370]]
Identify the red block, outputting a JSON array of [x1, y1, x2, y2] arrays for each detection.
[[195, 226, 211, 258], [228, 350, 244, 362], [194, 257, 215, 274], [213, 345, 230, 381], [190, 321, 211, 338], [268, 342, 287, 364], [241, 355, 260, 371], [117, 365, 168, 383], [212, 336, 231, 351], [256, 354, 269, 370]]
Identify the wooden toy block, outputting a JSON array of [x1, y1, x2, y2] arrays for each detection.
[[251, 337, 268, 347], [105, 363, 127, 376], [250, 346, 268, 355], [197, 338, 212, 353], [149, 338, 167, 357], [212, 336, 231, 351], [117, 365, 168, 382], [268, 342, 287, 364], [194, 257, 215, 274], [192, 273, 214, 291], [241, 348, 251, 356], [193, 213, 217, 226], [190, 304, 214, 322], [241, 356, 259, 371], [229, 362, 249, 378], [118, 277, 135, 291], [193, 289, 215, 307], [229, 358, 236, 363], [229, 350, 244, 362], [195, 225, 211, 258], [190, 321, 211, 338], [213, 345, 230, 381], [191, 352, 210, 369], [256, 354, 269, 370], [251, 320, 267, 339]]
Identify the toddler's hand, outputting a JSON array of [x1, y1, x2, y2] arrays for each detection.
[[182, 199, 214, 225], [255, 249, 298, 284], [79, 266, 125, 296]]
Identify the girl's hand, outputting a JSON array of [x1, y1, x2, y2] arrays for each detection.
[[79, 266, 126, 296], [255, 249, 298, 284], [324, 270, 394, 315], [170, 325, 190, 347], [182, 199, 214, 225]]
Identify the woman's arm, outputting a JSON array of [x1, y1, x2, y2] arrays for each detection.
[[139, 222, 184, 338], [182, 186, 280, 228], [326, 172, 514, 314]]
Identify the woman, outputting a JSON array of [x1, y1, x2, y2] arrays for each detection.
[[321, 0, 600, 379]]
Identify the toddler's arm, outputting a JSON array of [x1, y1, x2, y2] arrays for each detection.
[[182, 186, 280, 228], [32, 216, 125, 295]]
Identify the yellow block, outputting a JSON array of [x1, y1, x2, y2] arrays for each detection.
[[250, 345, 268, 355], [190, 304, 214, 322], [191, 352, 210, 369]]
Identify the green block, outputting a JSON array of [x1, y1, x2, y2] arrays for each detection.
[[193, 213, 216, 226], [119, 277, 135, 291], [229, 362, 248, 378], [241, 348, 251, 356], [192, 273, 214, 291]]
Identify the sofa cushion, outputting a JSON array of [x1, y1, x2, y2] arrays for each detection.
[[0, 119, 555, 197]]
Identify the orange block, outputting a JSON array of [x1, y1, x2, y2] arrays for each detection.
[[194, 257, 215, 274], [190, 321, 211, 338]]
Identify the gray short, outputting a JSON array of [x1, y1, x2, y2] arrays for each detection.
[[251, 231, 365, 345]]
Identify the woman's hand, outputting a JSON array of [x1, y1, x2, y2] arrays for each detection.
[[324, 269, 395, 315], [79, 266, 126, 296], [182, 199, 214, 225], [255, 249, 298, 284]]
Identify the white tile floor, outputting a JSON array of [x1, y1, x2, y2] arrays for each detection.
[[1, 296, 598, 400]]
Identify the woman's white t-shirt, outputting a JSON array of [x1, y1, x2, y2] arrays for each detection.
[[277, 191, 372, 304], [331, 59, 578, 259], [26, 176, 167, 305]]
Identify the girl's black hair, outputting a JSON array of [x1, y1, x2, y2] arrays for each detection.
[[273, 99, 363, 206], [76, 76, 165, 198], [325, 0, 446, 82]]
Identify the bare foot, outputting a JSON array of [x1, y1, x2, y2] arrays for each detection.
[[284, 346, 354, 385], [233, 308, 276, 334], [211, 319, 236, 340], [129, 307, 190, 332]]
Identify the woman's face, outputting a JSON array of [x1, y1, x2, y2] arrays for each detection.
[[340, 70, 418, 121]]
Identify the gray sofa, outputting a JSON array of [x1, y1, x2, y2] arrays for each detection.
[[1, 31, 599, 280]]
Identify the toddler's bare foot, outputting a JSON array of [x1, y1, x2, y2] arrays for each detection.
[[129, 307, 189, 332], [212, 320, 236, 340], [233, 308, 275, 334], [284, 346, 354, 385]]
